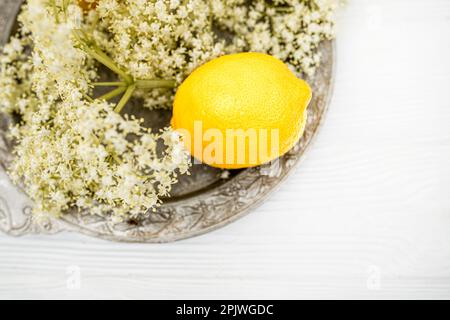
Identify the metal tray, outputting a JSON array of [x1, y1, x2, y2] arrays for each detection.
[[0, 0, 335, 242]]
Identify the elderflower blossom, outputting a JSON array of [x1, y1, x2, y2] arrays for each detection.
[[0, 0, 338, 222], [0, 0, 190, 221], [216, 0, 337, 77]]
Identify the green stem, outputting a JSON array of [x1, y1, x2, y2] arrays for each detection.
[[97, 86, 127, 101], [73, 31, 177, 110], [62, 0, 69, 19], [93, 81, 127, 87], [73, 30, 133, 83], [83, 93, 94, 103], [84, 46, 133, 83], [135, 79, 176, 89], [114, 85, 136, 113], [50, 0, 60, 23]]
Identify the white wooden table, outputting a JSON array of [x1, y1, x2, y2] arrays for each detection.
[[1, 0, 450, 300]]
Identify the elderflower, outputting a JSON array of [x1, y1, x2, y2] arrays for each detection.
[[0, 0, 339, 222], [1, 0, 190, 221]]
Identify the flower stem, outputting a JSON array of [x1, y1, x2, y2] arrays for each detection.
[[84, 46, 133, 83], [73, 31, 176, 111], [73, 30, 133, 83], [93, 81, 127, 87], [98, 86, 127, 101], [50, 0, 60, 23], [114, 84, 136, 113], [83, 93, 94, 103], [136, 79, 176, 89]]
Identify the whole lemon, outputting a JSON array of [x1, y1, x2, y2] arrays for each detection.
[[171, 52, 312, 169]]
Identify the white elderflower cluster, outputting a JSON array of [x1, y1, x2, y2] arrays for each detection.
[[92, 0, 226, 109], [9, 98, 189, 220], [0, 0, 338, 222], [215, 0, 337, 77], [0, 0, 190, 221], [0, 35, 35, 115]]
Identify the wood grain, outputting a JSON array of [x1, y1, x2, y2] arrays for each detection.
[[1, 0, 450, 299]]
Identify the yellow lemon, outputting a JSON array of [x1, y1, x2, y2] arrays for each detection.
[[171, 52, 312, 169]]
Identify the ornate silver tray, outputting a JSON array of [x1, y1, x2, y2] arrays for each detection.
[[0, 0, 334, 242]]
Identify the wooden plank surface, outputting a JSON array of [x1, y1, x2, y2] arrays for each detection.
[[1, 0, 450, 299]]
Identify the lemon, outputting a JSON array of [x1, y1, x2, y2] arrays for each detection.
[[171, 52, 312, 169]]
